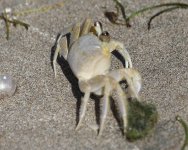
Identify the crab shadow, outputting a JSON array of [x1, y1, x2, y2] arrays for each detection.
[[50, 34, 125, 135], [50, 41, 82, 126]]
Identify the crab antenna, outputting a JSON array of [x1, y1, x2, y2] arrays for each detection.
[[94, 21, 103, 37]]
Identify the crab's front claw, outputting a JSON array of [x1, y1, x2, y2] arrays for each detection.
[[123, 49, 133, 69], [108, 40, 133, 68], [127, 69, 142, 95], [123, 68, 142, 101], [108, 68, 142, 100]]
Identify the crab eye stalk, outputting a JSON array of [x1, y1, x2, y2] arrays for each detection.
[[94, 21, 103, 30], [99, 31, 111, 42], [94, 21, 103, 37]]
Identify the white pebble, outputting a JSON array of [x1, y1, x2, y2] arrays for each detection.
[[0, 74, 16, 99], [4, 8, 12, 13]]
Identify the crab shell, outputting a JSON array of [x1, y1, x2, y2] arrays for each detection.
[[68, 34, 111, 81]]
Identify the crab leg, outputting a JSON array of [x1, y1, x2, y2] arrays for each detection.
[[108, 40, 133, 68], [75, 89, 91, 130], [80, 18, 92, 35], [52, 44, 59, 78], [76, 76, 112, 133], [98, 81, 111, 136], [53, 20, 84, 77], [53, 37, 69, 77], [76, 76, 106, 130], [115, 83, 129, 134], [53, 26, 73, 77], [70, 22, 81, 46], [99, 78, 128, 135]]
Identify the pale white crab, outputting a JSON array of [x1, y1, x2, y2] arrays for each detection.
[[53, 18, 142, 136]]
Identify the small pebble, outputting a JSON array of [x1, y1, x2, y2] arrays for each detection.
[[0, 74, 16, 99]]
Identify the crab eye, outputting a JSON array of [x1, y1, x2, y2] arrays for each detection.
[[99, 31, 111, 42], [102, 31, 109, 36]]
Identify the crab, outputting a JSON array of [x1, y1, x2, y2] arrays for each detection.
[[52, 18, 142, 136]]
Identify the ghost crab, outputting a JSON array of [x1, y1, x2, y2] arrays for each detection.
[[53, 18, 142, 136]]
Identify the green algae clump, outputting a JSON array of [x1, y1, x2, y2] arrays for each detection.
[[126, 99, 158, 141]]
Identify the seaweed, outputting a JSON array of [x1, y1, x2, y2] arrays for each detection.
[[126, 99, 158, 141], [0, 11, 29, 40], [176, 116, 188, 150], [0, 2, 64, 40], [106, 1, 188, 29]]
